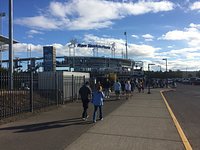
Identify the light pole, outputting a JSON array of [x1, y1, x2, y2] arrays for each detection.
[[162, 58, 168, 88], [9, 0, 14, 90], [124, 31, 128, 59], [148, 63, 155, 94]]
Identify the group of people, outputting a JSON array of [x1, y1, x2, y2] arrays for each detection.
[[79, 81, 104, 123], [113, 80, 132, 99], [78, 78, 145, 123], [114, 78, 145, 99]]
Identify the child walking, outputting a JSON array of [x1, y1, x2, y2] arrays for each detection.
[[91, 86, 105, 123]]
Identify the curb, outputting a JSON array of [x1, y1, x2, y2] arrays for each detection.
[[160, 90, 192, 150]]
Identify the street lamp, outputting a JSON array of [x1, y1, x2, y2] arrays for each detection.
[[148, 63, 155, 94], [162, 58, 168, 88], [124, 31, 128, 59]]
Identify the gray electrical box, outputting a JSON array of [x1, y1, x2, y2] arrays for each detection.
[[38, 71, 90, 102]]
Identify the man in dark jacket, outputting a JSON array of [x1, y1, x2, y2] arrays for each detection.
[[79, 81, 92, 120]]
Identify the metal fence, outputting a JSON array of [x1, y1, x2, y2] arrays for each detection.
[[0, 72, 86, 120]]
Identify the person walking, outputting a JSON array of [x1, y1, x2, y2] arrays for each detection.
[[130, 79, 136, 92], [120, 80, 125, 95], [79, 81, 92, 120], [91, 86, 105, 123], [113, 80, 121, 100], [136, 78, 141, 93], [125, 80, 131, 99], [104, 78, 111, 98], [140, 79, 145, 93]]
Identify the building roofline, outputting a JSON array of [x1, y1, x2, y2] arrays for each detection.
[[0, 35, 19, 44]]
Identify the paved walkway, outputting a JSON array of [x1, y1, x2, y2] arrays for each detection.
[[0, 89, 184, 150], [65, 89, 184, 150]]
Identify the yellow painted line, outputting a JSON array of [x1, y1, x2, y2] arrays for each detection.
[[160, 90, 192, 150]]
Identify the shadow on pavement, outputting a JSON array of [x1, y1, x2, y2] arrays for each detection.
[[0, 117, 93, 133]]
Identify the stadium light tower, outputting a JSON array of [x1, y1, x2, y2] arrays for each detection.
[[124, 31, 128, 59]]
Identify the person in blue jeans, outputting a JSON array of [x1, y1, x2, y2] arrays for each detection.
[[79, 81, 92, 120], [91, 85, 105, 123]]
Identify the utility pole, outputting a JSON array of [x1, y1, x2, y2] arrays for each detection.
[[9, 0, 14, 90]]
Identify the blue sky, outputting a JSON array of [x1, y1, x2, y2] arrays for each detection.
[[1, 0, 200, 71]]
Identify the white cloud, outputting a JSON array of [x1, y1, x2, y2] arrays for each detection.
[[131, 34, 139, 39], [153, 45, 200, 71], [48, 1, 71, 18], [82, 34, 160, 58], [160, 23, 200, 47], [13, 43, 70, 57], [190, 23, 200, 29], [169, 59, 200, 71], [167, 47, 200, 58], [13, 43, 43, 53], [12, 34, 160, 59], [167, 45, 174, 49], [26, 30, 44, 38], [129, 43, 160, 57], [28, 30, 43, 35], [161, 30, 187, 40], [15, 0, 175, 31], [142, 34, 154, 41], [142, 34, 154, 39], [15, 16, 60, 30], [122, 0, 174, 15], [190, 1, 200, 10], [12, 33, 200, 71]]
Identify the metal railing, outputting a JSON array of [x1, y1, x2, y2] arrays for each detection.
[[0, 72, 86, 119]]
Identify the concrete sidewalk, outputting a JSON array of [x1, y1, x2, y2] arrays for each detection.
[[0, 94, 126, 150], [0, 89, 184, 150], [65, 89, 184, 150]]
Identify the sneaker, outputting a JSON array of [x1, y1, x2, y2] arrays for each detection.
[[100, 118, 103, 121], [93, 120, 96, 123], [82, 118, 86, 121]]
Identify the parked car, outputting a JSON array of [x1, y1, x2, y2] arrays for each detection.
[[182, 78, 190, 84], [193, 78, 200, 85]]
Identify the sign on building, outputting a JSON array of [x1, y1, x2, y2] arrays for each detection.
[[43, 46, 56, 72]]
